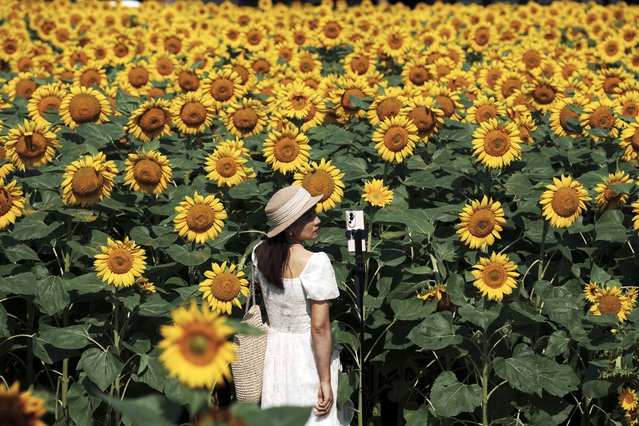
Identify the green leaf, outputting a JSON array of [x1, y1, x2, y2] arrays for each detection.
[[63, 274, 108, 295], [2, 243, 40, 262], [407, 312, 462, 350], [545, 330, 570, 358], [78, 348, 124, 392], [34, 276, 70, 315], [95, 393, 181, 426], [0, 304, 8, 337], [582, 380, 615, 398], [138, 294, 173, 317], [493, 344, 541, 396], [134, 354, 166, 392], [429, 371, 481, 418], [390, 299, 436, 321], [129, 226, 177, 249], [166, 244, 211, 266], [595, 210, 627, 243], [458, 302, 501, 330], [10, 213, 61, 240], [76, 123, 125, 145], [232, 402, 313, 426], [38, 324, 91, 350], [536, 356, 579, 397], [68, 383, 97, 426], [587, 127, 610, 138]]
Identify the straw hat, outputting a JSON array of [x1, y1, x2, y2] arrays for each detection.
[[265, 185, 323, 238]]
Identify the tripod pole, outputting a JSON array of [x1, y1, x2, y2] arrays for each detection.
[[354, 229, 365, 424]]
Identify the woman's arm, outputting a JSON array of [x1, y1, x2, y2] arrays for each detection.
[[310, 300, 334, 416]]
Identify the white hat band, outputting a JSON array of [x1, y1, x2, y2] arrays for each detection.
[[267, 189, 311, 226]]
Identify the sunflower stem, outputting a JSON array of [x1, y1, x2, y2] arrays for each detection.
[[481, 331, 490, 426], [61, 308, 70, 422], [537, 221, 549, 309]]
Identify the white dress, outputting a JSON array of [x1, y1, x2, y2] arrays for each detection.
[[252, 243, 353, 425]]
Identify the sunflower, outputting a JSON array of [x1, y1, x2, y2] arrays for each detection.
[[404, 95, 445, 142], [598, 36, 625, 64], [429, 84, 463, 120], [59, 85, 112, 129], [150, 52, 178, 81], [73, 62, 108, 89], [136, 276, 157, 294], [293, 158, 345, 213], [467, 23, 494, 52], [274, 81, 325, 126], [316, 15, 345, 48], [329, 75, 375, 123], [4, 120, 59, 170], [540, 175, 591, 228], [4, 72, 38, 100], [590, 286, 635, 322], [620, 122, 639, 162], [466, 94, 507, 125], [204, 140, 256, 187], [471, 118, 522, 169], [172, 65, 203, 95], [94, 236, 147, 288], [457, 195, 506, 250], [580, 97, 622, 142], [0, 179, 25, 231], [594, 171, 632, 209], [107, 36, 135, 66], [416, 284, 447, 302], [379, 26, 412, 62], [61, 152, 118, 207], [525, 75, 560, 113], [367, 87, 408, 126], [224, 57, 258, 92], [372, 115, 419, 164], [401, 57, 433, 89], [514, 113, 537, 145], [615, 90, 639, 120], [344, 51, 375, 76], [262, 123, 311, 174], [0, 162, 14, 181], [549, 94, 590, 138], [583, 281, 601, 303], [124, 150, 172, 195], [117, 61, 153, 98], [599, 68, 632, 96], [199, 261, 250, 314], [171, 91, 216, 136], [125, 98, 173, 142], [222, 98, 267, 138], [0, 381, 47, 426], [201, 68, 246, 107], [495, 71, 528, 101], [471, 252, 520, 301], [362, 178, 393, 207], [174, 191, 227, 244], [619, 388, 639, 412], [26, 83, 67, 127]]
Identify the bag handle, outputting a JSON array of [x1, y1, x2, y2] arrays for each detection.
[[245, 261, 258, 316]]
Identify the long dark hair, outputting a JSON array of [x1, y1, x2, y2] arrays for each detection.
[[254, 231, 289, 290]]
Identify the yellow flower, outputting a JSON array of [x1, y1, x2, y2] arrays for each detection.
[[362, 179, 393, 207], [583, 281, 601, 303], [223, 98, 267, 138], [0, 179, 25, 231], [619, 121, 639, 162], [471, 252, 520, 301], [204, 140, 255, 187], [405, 95, 445, 142], [594, 171, 632, 209], [199, 261, 250, 314], [27, 83, 68, 126], [94, 237, 147, 288], [579, 97, 622, 142], [124, 150, 172, 195], [372, 115, 419, 164], [466, 94, 507, 125], [619, 388, 639, 412], [471, 118, 522, 169], [457, 195, 506, 250], [539, 175, 591, 228], [59, 85, 112, 129], [201, 68, 246, 107], [416, 284, 447, 302], [60, 152, 118, 207], [174, 191, 227, 244], [329, 75, 375, 123], [0, 381, 47, 426], [159, 301, 236, 389], [136, 277, 156, 294], [293, 158, 345, 214], [590, 286, 635, 322], [263, 123, 311, 174], [125, 98, 173, 143], [549, 94, 590, 138], [367, 87, 408, 126], [633, 202, 639, 234], [4, 120, 59, 171], [73, 61, 108, 89], [171, 91, 216, 136]]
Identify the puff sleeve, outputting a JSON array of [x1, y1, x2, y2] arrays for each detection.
[[299, 252, 340, 301]]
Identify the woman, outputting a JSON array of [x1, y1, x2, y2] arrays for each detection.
[[252, 185, 352, 425]]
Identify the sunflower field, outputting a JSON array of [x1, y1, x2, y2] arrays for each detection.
[[2, 0, 639, 424]]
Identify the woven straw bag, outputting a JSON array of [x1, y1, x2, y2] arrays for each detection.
[[231, 271, 268, 404]]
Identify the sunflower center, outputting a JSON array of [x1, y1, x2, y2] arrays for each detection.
[[305, 104, 317, 122], [484, 129, 511, 156], [409, 106, 436, 135], [523, 50, 541, 68], [622, 102, 638, 118], [603, 187, 621, 203], [71, 166, 104, 197], [69, 93, 102, 124], [383, 126, 409, 152], [602, 77, 621, 94], [139, 107, 167, 132], [486, 69, 501, 86], [37, 95, 62, 115], [178, 71, 200, 92], [180, 327, 221, 365], [209, 271, 241, 301], [551, 187, 579, 217], [341, 88, 365, 112], [216, 157, 239, 178], [376, 98, 402, 121], [164, 36, 182, 54], [0, 188, 12, 216], [181, 102, 207, 126], [114, 43, 129, 58], [474, 27, 490, 45], [210, 78, 234, 102], [475, 104, 497, 122], [232, 65, 249, 85], [147, 87, 165, 98], [598, 294, 621, 314], [290, 95, 308, 111], [15, 134, 48, 160], [631, 130, 639, 151], [409, 66, 429, 86], [274, 137, 300, 163], [17, 57, 32, 72], [436, 95, 454, 117], [251, 59, 270, 74], [15, 79, 37, 99], [387, 33, 404, 49], [129, 67, 149, 87], [482, 263, 507, 289], [323, 21, 341, 39], [589, 106, 615, 129], [3, 40, 16, 54], [605, 42, 618, 55], [559, 106, 580, 133], [233, 108, 258, 130], [186, 203, 215, 233], [562, 65, 578, 80], [533, 84, 556, 104], [247, 30, 263, 45], [299, 58, 315, 73], [302, 170, 335, 202], [501, 78, 521, 98], [468, 208, 496, 238], [133, 159, 162, 186], [79, 69, 102, 87], [350, 55, 369, 74], [156, 58, 174, 76], [107, 247, 133, 274]]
